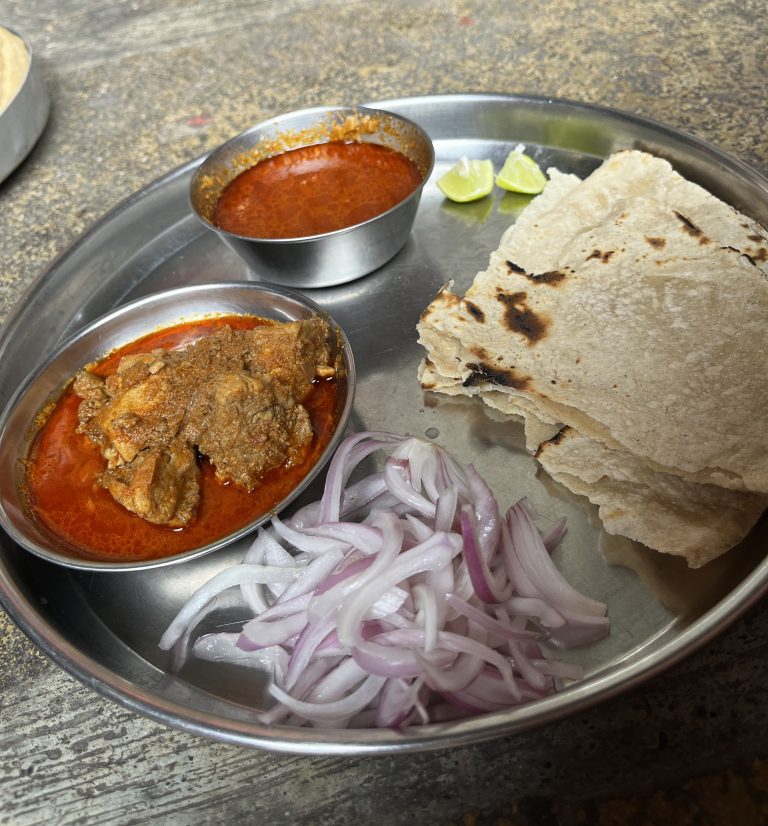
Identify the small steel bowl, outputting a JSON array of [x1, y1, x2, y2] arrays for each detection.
[[0, 25, 49, 184], [0, 283, 355, 571], [189, 105, 435, 288]]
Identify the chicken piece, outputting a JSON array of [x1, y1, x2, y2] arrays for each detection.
[[92, 371, 185, 466], [100, 439, 200, 527], [73, 317, 330, 526], [75, 352, 181, 464], [242, 318, 332, 402], [73, 370, 110, 440], [184, 371, 312, 489]]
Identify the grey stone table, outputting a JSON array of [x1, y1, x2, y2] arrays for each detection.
[[1, 1, 767, 823]]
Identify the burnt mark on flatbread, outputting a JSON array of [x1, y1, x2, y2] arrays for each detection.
[[535, 425, 571, 457], [722, 245, 763, 267], [495, 289, 547, 343], [419, 358, 437, 390], [529, 270, 567, 285], [419, 289, 461, 322], [748, 234, 765, 243], [673, 210, 706, 238], [463, 361, 529, 390], [673, 210, 712, 244], [463, 300, 485, 323], [469, 346, 489, 361], [506, 259, 567, 285], [587, 249, 614, 263], [645, 236, 666, 249]]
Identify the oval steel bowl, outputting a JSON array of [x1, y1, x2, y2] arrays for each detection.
[[0, 282, 355, 571]]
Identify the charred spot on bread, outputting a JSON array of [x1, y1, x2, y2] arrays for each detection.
[[463, 361, 530, 390], [463, 300, 485, 323], [495, 290, 548, 343]]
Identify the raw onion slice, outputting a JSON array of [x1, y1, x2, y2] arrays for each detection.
[[160, 431, 608, 728]]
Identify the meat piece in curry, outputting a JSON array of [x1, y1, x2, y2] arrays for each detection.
[[73, 318, 333, 528]]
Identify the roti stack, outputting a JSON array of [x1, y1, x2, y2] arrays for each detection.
[[418, 150, 768, 567]]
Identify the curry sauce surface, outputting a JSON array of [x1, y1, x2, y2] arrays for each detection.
[[214, 141, 422, 238], [25, 316, 339, 562]]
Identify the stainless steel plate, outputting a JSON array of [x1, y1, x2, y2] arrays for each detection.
[[1, 94, 767, 755]]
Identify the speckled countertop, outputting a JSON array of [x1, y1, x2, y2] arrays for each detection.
[[2, 1, 768, 823]]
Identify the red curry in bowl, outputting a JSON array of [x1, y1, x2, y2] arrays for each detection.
[[24, 314, 341, 563], [213, 140, 423, 239]]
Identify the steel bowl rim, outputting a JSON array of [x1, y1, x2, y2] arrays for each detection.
[[0, 281, 356, 572]]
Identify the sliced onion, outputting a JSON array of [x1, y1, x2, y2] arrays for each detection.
[[159, 563, 304, 651], [193, 633, 289, 682], [506, 503, 606, 619], [460, 505, 512, 604], [268, 674, 387, 722], [160, 431, 609, 728]]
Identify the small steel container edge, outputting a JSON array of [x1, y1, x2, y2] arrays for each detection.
[[0, 25, 50, 184]]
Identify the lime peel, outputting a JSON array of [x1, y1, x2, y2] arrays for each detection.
[[437, 157, 495, 203], [495, 150, 548, 194]]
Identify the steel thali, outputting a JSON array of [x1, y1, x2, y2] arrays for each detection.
[[1, 94, 767, 754]]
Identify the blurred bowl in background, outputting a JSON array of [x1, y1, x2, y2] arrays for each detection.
[[0, 25, 49, 184], [189, 105, 434, 288]]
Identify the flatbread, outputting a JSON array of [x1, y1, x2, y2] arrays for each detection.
[[536, 428, 768, 568], [418, 150, 768, 565], [494, 151, 768, 276]]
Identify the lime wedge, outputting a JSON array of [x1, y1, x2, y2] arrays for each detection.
[[437, 158, 494, 203], [496, 150, 547, 194]]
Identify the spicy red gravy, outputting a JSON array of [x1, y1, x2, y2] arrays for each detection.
[[213, 141, 423, 239], [25, 316, 339, 563]]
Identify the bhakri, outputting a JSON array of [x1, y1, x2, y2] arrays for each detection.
[[418, 150, 768, 566]]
